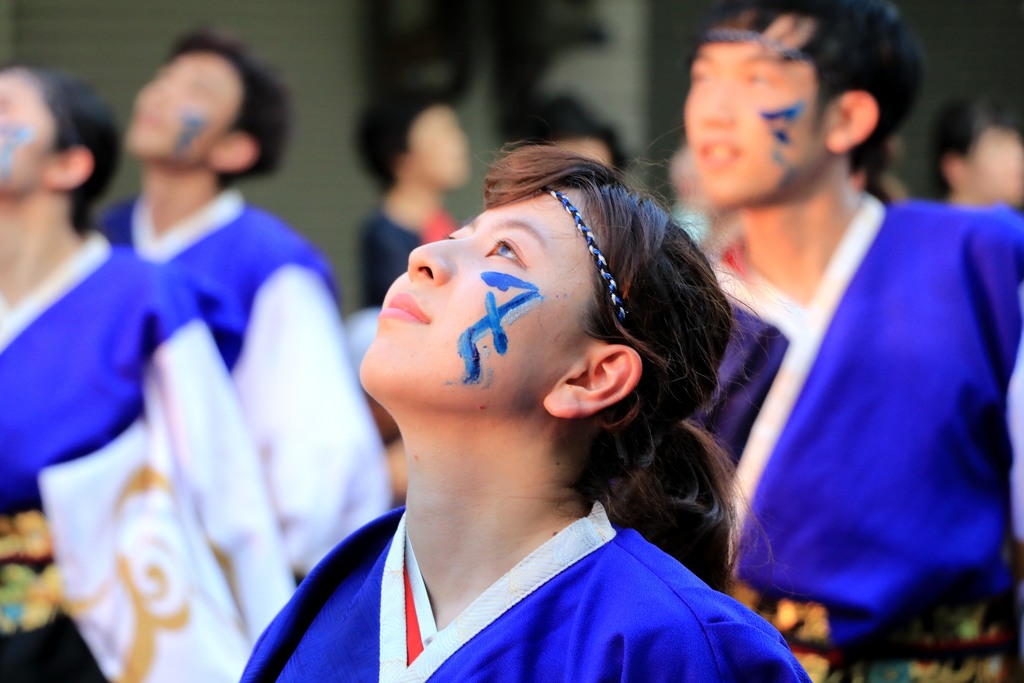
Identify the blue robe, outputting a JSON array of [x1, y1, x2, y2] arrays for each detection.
[[241, 508, 810, 682], [707, 200, 1024, 648], [2, 249, 200, 514]]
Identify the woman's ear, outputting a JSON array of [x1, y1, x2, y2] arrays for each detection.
[[208, 130, 259, 176], [543, 342, 642, 419], [43, 145, 94, 192], [825, 90, 880, 155]]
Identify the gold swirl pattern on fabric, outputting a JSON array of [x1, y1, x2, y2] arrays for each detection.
[[62, 466, 192, 683], [0, 510, 62, 635]]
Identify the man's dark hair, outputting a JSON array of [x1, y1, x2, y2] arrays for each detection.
[[5, 65, 120, 234], [169, 28, 291, 182], [931, 98, 1022, 197], [694, 0, 924, 173], [356, 91, 446, 190]]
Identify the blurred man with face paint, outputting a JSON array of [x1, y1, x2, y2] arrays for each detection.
[[102, 29, 389, 579], [687, 0, 1024, 679], [0, 65, 296, 683]]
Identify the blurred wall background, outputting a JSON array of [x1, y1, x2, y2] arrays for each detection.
[[2, 0, 1021, 312]]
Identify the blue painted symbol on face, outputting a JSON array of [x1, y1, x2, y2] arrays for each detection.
[[760, 101, 805, 144], [0, 123, 34, 182], [174, 110, 207, 157], [457, 271, 543, 385], [760, 101, 805, 186]]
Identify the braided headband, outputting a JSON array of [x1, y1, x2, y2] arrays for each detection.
[[699, 28, 813, 64], [547, 188, 627, 322]]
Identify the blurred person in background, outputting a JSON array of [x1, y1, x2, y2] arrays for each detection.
[[102, 29, 388, 579], [0, 66, 290, 683], [356, 92, 470, 308], [932, 97, 1024, 209]]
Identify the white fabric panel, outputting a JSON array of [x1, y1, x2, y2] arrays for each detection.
[[39, 321, 293, 682], [1004, 281, 1024, 650], [132, 190, 245, 262], [149, 320, 294, 637], [1005, 281, 1024, 542], [233, 265, 390, 574], [405, 536, 438, 645], [41, 423, 250, 682]]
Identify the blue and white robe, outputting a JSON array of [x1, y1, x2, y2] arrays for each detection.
[[240, 504, 810, 682], [103, 191, 390, 574], [0, 236, 293, 681], [707, 196, 1024, 649]]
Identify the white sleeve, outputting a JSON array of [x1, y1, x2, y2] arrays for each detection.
[[149, 321, 295, 639], [39, 320, 294, 682], [233, 266, 390, 575], [1005, 283, 1024, 650]]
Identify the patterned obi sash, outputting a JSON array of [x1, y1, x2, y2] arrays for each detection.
[[0, 510, 63, 636], [733, 584, 1020, 682]]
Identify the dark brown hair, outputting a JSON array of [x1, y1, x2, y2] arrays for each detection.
[[356, 91, 449, 190], [484, 144, 737, 589], [169, 28, 291, 183]]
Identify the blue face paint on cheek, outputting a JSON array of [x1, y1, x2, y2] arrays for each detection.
[[174, 110, 207, 157], [457, 271, 543, 385], [760, 101, 805, 143], [760, 100, 805, 186], [0, 123, 34, 182]]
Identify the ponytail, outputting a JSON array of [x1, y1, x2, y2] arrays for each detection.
[[604, 421, 737, 591]]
